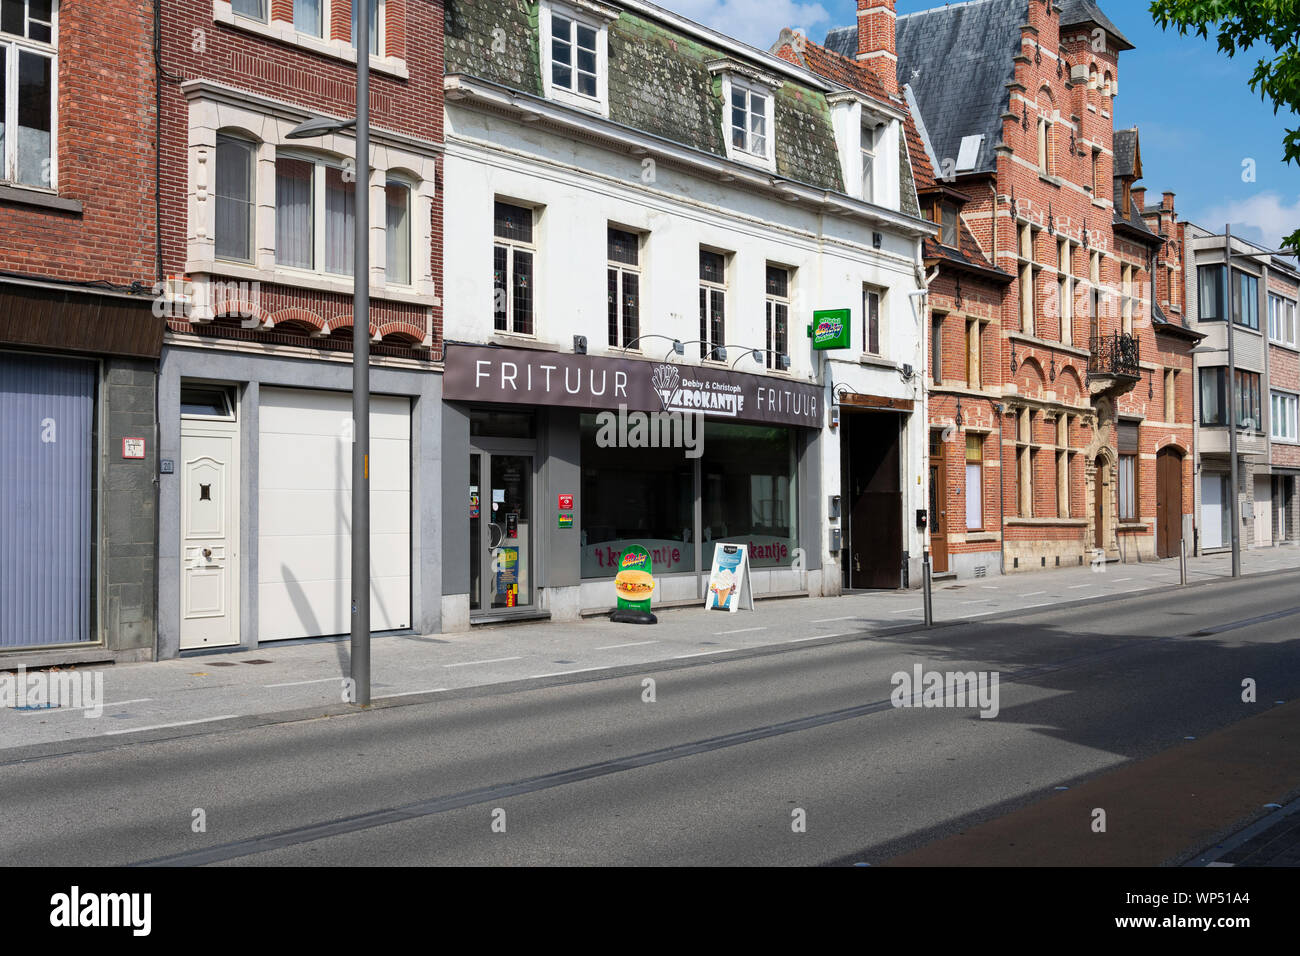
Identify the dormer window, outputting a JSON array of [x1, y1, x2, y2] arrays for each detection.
[[709, 59, 781, 172], [540, 0, 615, 115], [730, 81, 769, 158], [939, 202, 959, 248], [861, 125, 878, 202]]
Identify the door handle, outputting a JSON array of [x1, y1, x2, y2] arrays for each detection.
[[203, 547, 213, 561]]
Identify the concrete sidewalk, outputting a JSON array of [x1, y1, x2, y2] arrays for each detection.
[[3, 545, 1298, 752]]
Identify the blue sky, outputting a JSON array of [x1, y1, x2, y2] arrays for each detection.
[[656, 0, 1300, 248]]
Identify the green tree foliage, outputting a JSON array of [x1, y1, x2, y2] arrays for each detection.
[[1150, 0, 1300, 250]]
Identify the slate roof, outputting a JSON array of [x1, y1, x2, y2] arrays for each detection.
[[1113, 128, 1139, 179], [1057, 0, 1133, 50], [830, 0, 1026, 177], [444, 0, 845, 191]]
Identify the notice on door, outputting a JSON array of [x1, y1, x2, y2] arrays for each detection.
[[706, 543, 753, 613]]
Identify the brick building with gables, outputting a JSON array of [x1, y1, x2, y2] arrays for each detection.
[[818, 0, 1201, 578]]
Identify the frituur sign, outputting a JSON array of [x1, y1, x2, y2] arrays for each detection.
[[443, 344, 822, 428]]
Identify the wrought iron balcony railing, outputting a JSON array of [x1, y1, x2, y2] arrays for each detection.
[[1088, 332, 1140, 379]]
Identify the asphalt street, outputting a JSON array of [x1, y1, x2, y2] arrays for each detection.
[[1, 570, 1297, 866]]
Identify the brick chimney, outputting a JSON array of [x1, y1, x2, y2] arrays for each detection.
[[1132, 187, 1146, 212], [1162, 191, 1176, 212], [857, 0, 898, 97]]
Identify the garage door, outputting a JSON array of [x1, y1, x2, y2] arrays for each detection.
[[258, 387, 411, 641], [0, 353, 95, 648]]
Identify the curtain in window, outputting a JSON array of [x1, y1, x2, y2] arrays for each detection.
[[352, 0, 381, 55], [966, 463, 983, 529], [385, 182, 410, 285], [275, 158, 314, 269], [16, 50, 51, 187], [0, 48, 7, 172], [325, 165, 355, 276], [215, 137, 254, 262], [232, 0, 265, 19], [294, 0, 321, 37], [1119, 455, 1136, 520]]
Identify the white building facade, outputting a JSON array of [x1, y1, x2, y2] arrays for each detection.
[[440, 0, 931, 628]]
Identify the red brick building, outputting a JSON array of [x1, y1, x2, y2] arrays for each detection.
[[1, 0, 164, 662], [822, 0, 1201, 576], [153, 1, 445, 657]]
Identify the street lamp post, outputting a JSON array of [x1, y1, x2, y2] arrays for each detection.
[[286, 11, 371, 705]]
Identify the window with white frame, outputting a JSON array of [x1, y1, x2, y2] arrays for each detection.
[[384, 179, 411, 286], [729, 80, 770, 160], [1272, 391, 1299, 442], [274, 154, 358, 276], [293, 0, 322, 37], [861, 124, 878, 202], [607, 226, 640, 348], [494, 201, 535, 335], [1269, 293, 1297, 347], [765, 265, 789, 369], [541, 1, 610, 114], [231, 0, 265, 21], [699, 250, 727, 360], [215, 133, 256, 263], [1, 0, 56, 189], [965, 433, 984, 530], [1059, 237, 1073, 344]]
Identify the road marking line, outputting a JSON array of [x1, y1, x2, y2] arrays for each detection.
[[595, 640, 660, 650], [443, 656, 523, 669], [789, 632, 850, 642], [528, 667, 608, 678], [674, 650, 734, 659], [265, 678, 340, 688], [1022, 591, 1047, 597], [891, 607, 924, 614], [104, 715, 240, 736], [1068, 584, 1093, 589], [982, 586, 1000, 590], [716, 627, 766, 635], [1115, 577, 1133, 582], [375, 688, 448, 699], [812, 616, 858, 623]]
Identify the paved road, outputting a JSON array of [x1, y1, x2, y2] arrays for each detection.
[[1, 571, 1297, 866]]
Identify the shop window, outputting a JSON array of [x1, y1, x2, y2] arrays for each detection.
[[702, 423, 798, 570], [580, 413, 696, 578]]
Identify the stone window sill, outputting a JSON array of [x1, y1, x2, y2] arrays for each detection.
[[964, 532, 999, 542], [1005, 517, 1088, 527], [0, 184, 83, 214], [213, 2, 409, 81]]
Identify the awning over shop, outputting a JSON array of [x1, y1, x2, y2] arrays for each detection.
[[0, 280, 165, 359]]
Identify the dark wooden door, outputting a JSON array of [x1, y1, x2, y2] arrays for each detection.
[[929, 431, 949, 573], [1094, 456, 1106, 552], [845, 411, 903, 589], [1157, 448, 1183, 558]]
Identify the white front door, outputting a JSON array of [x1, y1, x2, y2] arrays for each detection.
[[180, 426, 240, 649], [1254, 477, 1273, 548]]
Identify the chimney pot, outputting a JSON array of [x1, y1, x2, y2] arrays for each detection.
[[857, 0, 898, 97]]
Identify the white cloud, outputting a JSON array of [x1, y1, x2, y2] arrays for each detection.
[[655, 0, 832, 49], [1199, 192, 1300, 248]]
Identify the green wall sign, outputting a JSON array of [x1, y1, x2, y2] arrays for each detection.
[[809, 309, 851, 350]]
